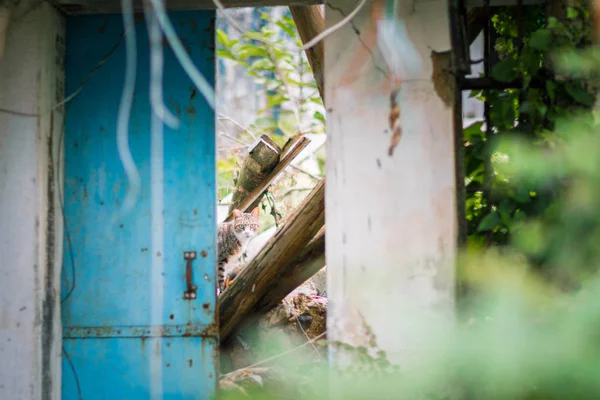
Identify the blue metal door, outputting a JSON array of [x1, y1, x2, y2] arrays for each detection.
[[61, 11, 217, 399]]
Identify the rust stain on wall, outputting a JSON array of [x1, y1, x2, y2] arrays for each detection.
[[431, 50, 455, 108]]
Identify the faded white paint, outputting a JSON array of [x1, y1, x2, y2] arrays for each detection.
[[0, 2, 64, 399], [325, 0, 456, 367]]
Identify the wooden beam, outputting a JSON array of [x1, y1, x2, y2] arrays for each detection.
[[223, 136, 311, 222], [219, 179, 325, 343], [254, 226, 325, 313], [228, 135, 280, 215], [289, 5, 325, 103], [56, 0, 322, 15]]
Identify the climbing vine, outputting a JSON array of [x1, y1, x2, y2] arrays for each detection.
[[464, 4, 595, 262]]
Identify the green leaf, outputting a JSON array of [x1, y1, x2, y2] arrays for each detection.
[[266, 93, 287, 109], [477, 211, 500, 232], [463, 121, 485, 142], [277, 110, 298, 135], [498, 199, 516, 215], [216, 49, 238, 62], [529, 29, 552, 51], [309, 96, 324, 106], [466, 234, 487, 251], [546, 81, 556, 103], [513, 209, 527, 223], [216, 28, 231, 48], [567, 6, 579, 19], [238, 44, 269, 59], [535, 102, 548, 118], [275, 20, 296, 38], [547, 16, 559, 28], [491, 94, 517, 129], [314, 111, 325, 124], [499, 209, 512, 228], [498, 198, 515, 227], [243, 31, 271, 43], [514, 221, 544, 254], [254, 117, 278, 131], [512, 187, 531, 203], [287, 78, 315, 87], [468, 89, 482, 98], [491, 59, 518, 83], [565, 84, 594, 106], [249, 58, 275, 73]]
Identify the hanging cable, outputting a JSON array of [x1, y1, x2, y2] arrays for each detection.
[[116, 0, 141, 216], [149, 0, 216, 110]]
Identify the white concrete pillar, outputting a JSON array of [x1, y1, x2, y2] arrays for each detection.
[[0, 2, 64, 399], [325, 0, 456, 367]]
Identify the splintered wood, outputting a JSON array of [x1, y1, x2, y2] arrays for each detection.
[[223, 136, 311, 222], [228, 135, 281, 215]]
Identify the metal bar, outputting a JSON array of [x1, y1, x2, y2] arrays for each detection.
[[517, 0, 525, 53], [449, 0, 471, 76], [482, 0, 494, 242], [451, 0, 469, 247], [458, 77, 544, 90], [454, 74, 468, 248], [64, 324, 219, 339], [516, 0, 527, 129], [483, 0, 491, 80]]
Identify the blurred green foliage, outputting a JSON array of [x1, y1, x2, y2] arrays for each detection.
[[216, 5, 600, 400], [216, 11, 325, 201], [465, 5, 594, 259]]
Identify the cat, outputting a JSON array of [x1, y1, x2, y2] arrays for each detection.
[[217, 207, 260, 294]]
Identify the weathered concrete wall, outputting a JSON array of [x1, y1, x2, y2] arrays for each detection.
[[325, 0, 456, 367], [0, 2, 64, 399]]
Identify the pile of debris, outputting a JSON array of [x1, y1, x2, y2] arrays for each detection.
[[219, 270, 328, 397]]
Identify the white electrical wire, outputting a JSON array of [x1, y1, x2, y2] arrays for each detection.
[[300, 0, 369, 51], [147, 0, 179, 129], [117, 0, 141, 217], [213, 0, 245, 34], [149, 0, 216, 110]]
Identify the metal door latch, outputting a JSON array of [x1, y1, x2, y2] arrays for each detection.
[[183, 251, 197, 300]]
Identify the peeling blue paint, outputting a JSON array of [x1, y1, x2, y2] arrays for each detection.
[[62, 10, 217, 399]]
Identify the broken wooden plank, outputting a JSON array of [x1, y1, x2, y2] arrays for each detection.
[[219, 179, 325, 343], [228, 134, 281, 215], [254, 226, 325, 314], [224, 136, 311, 222]]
